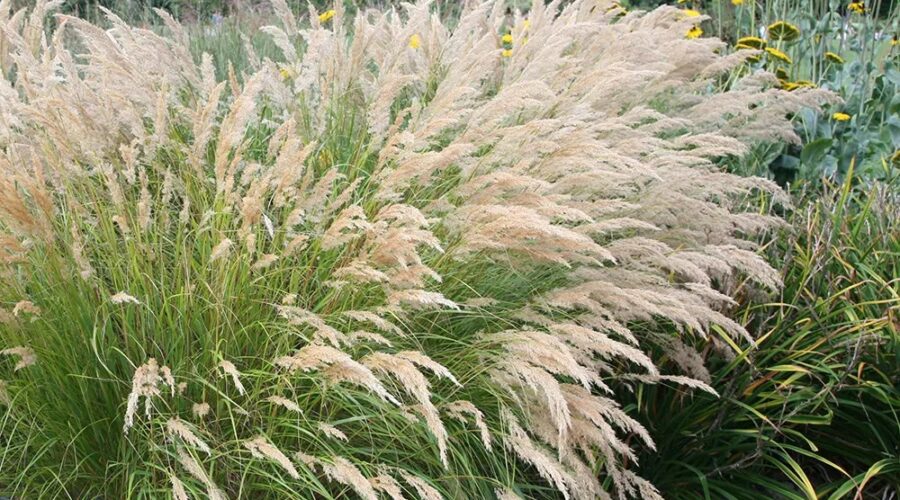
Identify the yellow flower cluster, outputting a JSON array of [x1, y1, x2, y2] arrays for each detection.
[[500, 29, 514, 58], [409, 34, 421, 49], [767, 21, 800, 41], [737, 36, 766, 49], [735, 21, 803, 68], [781, 80, 815, 91], [681, 9, 703, 39], [318, 9, 335, 23], [832, 112, 851, 121], [848, 2, 865, 14], [824, 52, 845, 64], [765, 47, 793, 64]]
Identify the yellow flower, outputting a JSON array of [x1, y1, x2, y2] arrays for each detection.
[[735, 43, 762, 61], [781, 81, 799, 91], [279, 67, 291, 80], [318, 9, 335, 23], [409, 34, 421, 49], [682, 9, 701, 17], [737, 36, 766, 49], [765, 47, 793, 64], [501, 49, 513, 58], [782, 80, 815, 91], [848, 2, 865, 14], [832, 112, 851, 121], [732, 0, 744, 4], [686, 26, 703, 39], [767, 21, 800, 41], [501, 33, 513, 44], [824, 51, 845, 64]]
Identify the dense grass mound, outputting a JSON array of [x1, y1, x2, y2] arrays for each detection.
[[0, 1, 830, 498], [629, 177, 900, 498]]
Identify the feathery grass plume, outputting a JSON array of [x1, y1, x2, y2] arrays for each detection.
[[243, 435, 300, 479], [444, 400, 492, 449], [347, 330, 393, 346], [497, 488, 523, 500], [110, 292, 141, 305], [217, 359, 246, 396], [399, 470, 444, 500], [277, 305, 348, 347], [0, 308, 14, 326], [166, 417, 212, 455], [317, 422, 348, 442], [370, 473, 406, 500], [341, 310, 404, 336], [0, 0, 833, 497], [362, 351, 450, 466], [0, 346, 35, 371], [177, 448, 227, 500], [0, 379, 9, 405], [501, 409, 581, 500], [265, 395, 303, 413], [11, 300, 39, 317], [395, 351, 461, 387], [170, 474, 189, 500], [251, 253, 279, 270], [319, 456, 379, 500], [123, 359, 173, 434], [210, 238, 234, 262], [276, 345, 400, 405], [192, 402, 211, 418]]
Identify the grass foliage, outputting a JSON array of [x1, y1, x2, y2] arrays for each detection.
[[629, 173, 899, 498], [0, 1, 896, 499]]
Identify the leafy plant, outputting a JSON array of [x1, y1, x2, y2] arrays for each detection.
[[700, 0, 900, 184], [627, 172, 899, 499]]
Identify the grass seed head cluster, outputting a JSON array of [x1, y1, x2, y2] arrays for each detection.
[[0, 0, 831, 498]]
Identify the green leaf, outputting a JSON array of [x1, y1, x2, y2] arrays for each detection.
[[826, 459, 900, 500], [800, 138, 833, 168]]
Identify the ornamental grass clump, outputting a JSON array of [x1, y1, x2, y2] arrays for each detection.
[[0, 0, 831, 498]]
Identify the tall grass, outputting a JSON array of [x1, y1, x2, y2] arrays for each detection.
[[627, 172, 899, 498], [0, 0, 837, 498]]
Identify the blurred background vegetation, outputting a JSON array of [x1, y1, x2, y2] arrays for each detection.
[[7, 0, 897, 497], [35, 0, 898, 184]]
